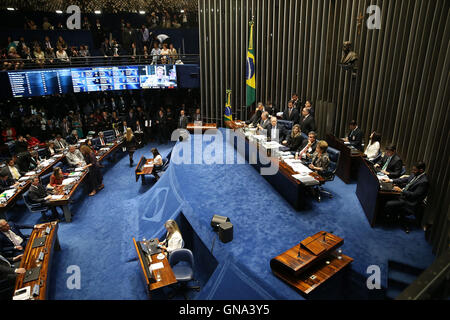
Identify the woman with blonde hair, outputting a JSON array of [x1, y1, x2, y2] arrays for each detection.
[[282, 124, 304, 151], [159, 220, 183, 255], [125, 127, 137, 167]]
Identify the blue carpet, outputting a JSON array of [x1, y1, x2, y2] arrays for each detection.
[[6, 129, 435, 300]]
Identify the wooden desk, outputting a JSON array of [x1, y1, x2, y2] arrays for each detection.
[[135, 157, 154, 184], [356, 157, 401, 227], [0, 155, 65, 216], [326, 133, 362, 184], [187, 123, 217, 133], [270, 231, 353, 295], [96, 139, 124, 163], [48, 169, 89, 222], [233, 129, 323, 210], [133, 238, 177, 295], [14, 221, 60, 300]]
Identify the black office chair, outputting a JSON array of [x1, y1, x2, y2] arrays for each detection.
[[168, 248, 200, 299], [22, 190, 52, 221], [314, 147, 340, 202]]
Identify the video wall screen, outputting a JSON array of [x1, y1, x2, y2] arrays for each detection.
[[8, 69, 72, 98], [8, 64, 177, 98]]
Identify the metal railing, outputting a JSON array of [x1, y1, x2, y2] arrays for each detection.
[[2, 54, 200, 70]]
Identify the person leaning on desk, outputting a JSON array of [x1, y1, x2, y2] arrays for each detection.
[[374, 144, 403, 179], [158, 220, 183, 256], [381, 161, 429, 233]]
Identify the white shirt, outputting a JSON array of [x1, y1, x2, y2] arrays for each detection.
[[364, 141, 380, 161], [154, 155, 163, 166], [271, 126, 278, 141], [163, 231, 183, 253], [3, 229, 23, 247]]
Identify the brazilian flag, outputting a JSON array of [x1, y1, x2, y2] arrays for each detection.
[[224, 90, 233, 122], [246, 21, 256, 107]]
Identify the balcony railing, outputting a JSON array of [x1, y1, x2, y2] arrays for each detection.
[[1, 54, 200, 71]]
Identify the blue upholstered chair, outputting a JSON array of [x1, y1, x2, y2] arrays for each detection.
[[22, 190, 51, 220], [314, 146, 340, 202], [168, 249, 200, 299]]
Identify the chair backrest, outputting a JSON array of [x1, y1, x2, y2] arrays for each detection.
[[401, 166, 406, 176], [40, 172, 53, 186], [103, 130, 115, 138], [325, 147, 340, 180], [277, 120, 294, 131], [136, 157, 146, 174], [168, 248, 194, 269], [22, 190, 45, 212], [301, 132, 308, 140], [37, 148, 47, 159], [91, 137, 100, 147]]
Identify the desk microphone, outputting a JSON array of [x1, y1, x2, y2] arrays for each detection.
[[297, 243, 301, 259]]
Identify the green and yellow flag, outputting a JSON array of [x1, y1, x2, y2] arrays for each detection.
[[224, 89, 233, 122], [246, 21, 256, 107]]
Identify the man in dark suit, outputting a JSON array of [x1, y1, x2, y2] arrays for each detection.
[[192, 108, 202, 122], [383, 162, 429, 233], [246, 105, 263, 127], [282, 100, 300, 124], [298, 131, 319, 160], [66, 130, 79, 145], [0, 158, 24, 181], [177, 110, 189, 129], [257, 112, 271, 133], [28, 177, 60, 220], [0, 253, 25, 299], [14, 136, 29, 155], [53, 134, 68, 152], [266, 117, 287, 142], [291, 93, 302, 111], [0, 219, 33, 258], [344, 120, 363, 151], [298, 107, 316, 135], [126, 109, 137, 131], [0, 173, 18, 193], [265, 101, 276, 116], [155, 110, 167, 144], [374, 145, 403, 179]]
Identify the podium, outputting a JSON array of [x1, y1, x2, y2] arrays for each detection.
[[270, 232, 353, 295]]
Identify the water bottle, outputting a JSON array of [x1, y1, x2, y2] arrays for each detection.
[[156, 270, 161, 282], [295, 152, 299, 160]]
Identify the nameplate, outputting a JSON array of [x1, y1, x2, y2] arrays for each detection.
[[31, 236, 47, 249]]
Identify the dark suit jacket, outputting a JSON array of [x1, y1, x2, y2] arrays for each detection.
[[393, 174, 429, 210], [258, 118, 271, 131], [0, 177, 15, 193], [246, 110, 262, 126], [192, 113, 202, 122], [66, 135, 78, 145], [266, 124, 287, 142], [0, 256, 17, 281], [283, 108, 300, 124], [28, 184, 48, 204], [285, 134, 305, 151], [0, 222, 32, 254], [376, 154, 403, 179], [348, 127, 363, 151], [0, 165, 24, 181], [298, 115, 316, 135], [178, 116, 188, 129]]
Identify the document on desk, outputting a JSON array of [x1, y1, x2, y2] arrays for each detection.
[[50, 195, 64, 200], [61, 178, 76, 186], [149, 262, 164, 271], [74, 167, 85, 172], [292, 174, 319, 186], [143, 164, 154, 168]]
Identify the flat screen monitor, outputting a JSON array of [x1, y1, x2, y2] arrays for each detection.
[[139, 65, 177, 89]]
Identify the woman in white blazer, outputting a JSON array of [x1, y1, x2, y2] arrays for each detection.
[[159, 220, 183, 254], [364, 132, 381, 161]]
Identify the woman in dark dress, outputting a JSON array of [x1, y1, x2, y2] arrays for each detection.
[[125, 128, 137, 167], [80, 145, 104, 196], [282, 124, 304, 152]]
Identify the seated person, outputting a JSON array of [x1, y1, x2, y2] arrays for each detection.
[[95, 132, 107, 149], [48, 167, 67, 188], [66, 145, 87, 168], [374, 145, 403, 179], [0, 219, 34, 258], [28, 151, 41, 170], [14, 136, 29, 155], [66, 130, 79, 145], [45, 141, 57, 158], [308, 140, 330, 174], [343, 120, 363, 151], [28, 176, 60, 220], [364, 131, 381, 162], [245, 105, 263, 127], [151, 148, 163, 180], [0, 173, 19, 193], [26, 134, 41, 148], [159, 220, 183, 255], [256, 112, 271, 133], [382, 162, 429, 233], [53, 134, 68, 152], [0, 158, 24, 181], [266, 117, 287, 142], [0, 253, 26, 299], [282, 124, 304, 151], [298, 131, 318, 160]]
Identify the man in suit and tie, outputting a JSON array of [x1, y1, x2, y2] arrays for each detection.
[[97, 131, 107, 148], [246, 104, 263, 127], [178, 110, 188, 129], [343, 120, 363, 151], [192, 108, 202, 122], [0, 158, 24, 181], [265, 101, 276, 116], [298, 131, 319, 160], [53, 134, 68, 152], [382, 162, 429, 233], [374, 145, 403, 179], [66, 130, 79, 145], [0, 173, 19, 193], [28, 177, 60, 220], [257, 112, 271, 133], [0, 253, 26, 299], [266, 117, 287, 142], [291, 93, 302, 110], [298, 107, 316, 135], [282, 100, 300, 124], [126, 109, 137, 131], [0, 219, 34, 258]]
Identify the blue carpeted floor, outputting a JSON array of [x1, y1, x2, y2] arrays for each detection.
[[6, 129, 435, 300]]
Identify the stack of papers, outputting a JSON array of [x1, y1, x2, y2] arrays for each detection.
[[292, 174, 319, 186], [143, 164, 154, 168], [1, 189, 16, 199], [75, 167, 85, 172], [50, 195, 64, 200], [69, 172, 83, 177], [19, 176, 30, 182], [61, 178, 76, 186], [25, 171, 36, 176]]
